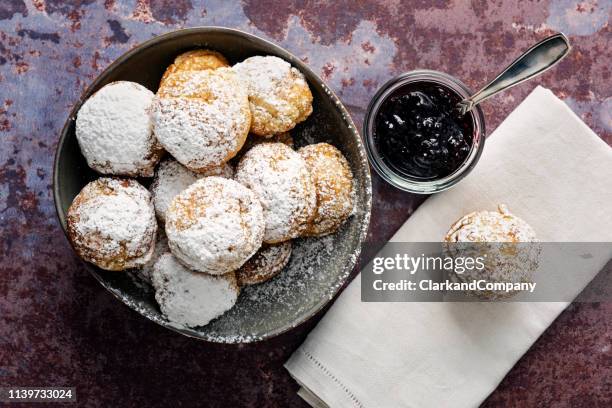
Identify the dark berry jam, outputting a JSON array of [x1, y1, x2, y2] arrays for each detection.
[[373, 81, 474, 180]]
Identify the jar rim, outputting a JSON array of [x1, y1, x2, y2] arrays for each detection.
[[363, 70, 486, 194]]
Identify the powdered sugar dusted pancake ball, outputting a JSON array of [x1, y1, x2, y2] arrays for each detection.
[[299, 143, 354, 237], [76, 81, 163, 177], [152, 253, 239, 328], [236, 241, 292, 286], [159, 49, 229, 88], [235, 143, 316, 243], [149, 158, 233, 222], [444, 204, 538, 243], [67, 178, 157, 271], [153, 68, 251, 172], [444, 204, 541, 300], [233, 56, 313, 136], [165, 177, 264, 275]]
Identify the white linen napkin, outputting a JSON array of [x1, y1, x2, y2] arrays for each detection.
[[285, 86, 612, 408]]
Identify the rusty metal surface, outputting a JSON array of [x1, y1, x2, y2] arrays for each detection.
[[0, 1, 610, 407]]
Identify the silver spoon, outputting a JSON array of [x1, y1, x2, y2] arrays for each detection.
[[458, 33, 571, 115]]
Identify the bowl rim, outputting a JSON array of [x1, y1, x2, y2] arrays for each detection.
[[52, 26, 372, 343]]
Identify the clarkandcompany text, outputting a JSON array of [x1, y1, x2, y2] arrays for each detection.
[[372, 279, 537, 293]]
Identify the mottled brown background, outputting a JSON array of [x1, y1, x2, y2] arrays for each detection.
[[0, 0, 610, 407]]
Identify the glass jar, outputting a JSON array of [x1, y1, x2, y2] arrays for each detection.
[[363, 70, 486, 193]]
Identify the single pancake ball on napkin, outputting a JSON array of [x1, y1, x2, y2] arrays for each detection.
[[443, 204, 541, 299]]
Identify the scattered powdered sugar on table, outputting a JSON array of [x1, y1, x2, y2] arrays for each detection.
[[76, 81, 161, 177], [152, 253, 239, 328], [153, 69, 250, 171], [149, 158, 233, 222]]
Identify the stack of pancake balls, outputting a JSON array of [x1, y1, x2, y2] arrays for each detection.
[[68, 50, 354, 328]]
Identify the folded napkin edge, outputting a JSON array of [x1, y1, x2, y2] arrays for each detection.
[[286, 348, 364, 408]]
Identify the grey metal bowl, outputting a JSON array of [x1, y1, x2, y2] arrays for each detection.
[[53, 27, 372, 343]]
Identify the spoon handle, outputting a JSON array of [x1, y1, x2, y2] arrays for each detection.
[[459, 33, 571, 115]]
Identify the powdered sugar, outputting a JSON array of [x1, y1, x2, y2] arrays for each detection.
[[165, 177, 264, 274], [153, 69, 250, 171], [234, 56, 292, 99], [233, 56, 313, 135], [234, 143, 316, 243], [76, 81, 162, 177], [195, 234, 343, 342], [135, 229, 169, 284], [67, 178, 157, 270], [444, 205, 541, 299], [149, 158, 233, 222], [299, 143, 354, 236], [152, 253, 238, 328], [68, 51, 371, 343], [159, 49, 229, 87], [445, 204, 538, 243], [236, 241, 292, 286]]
